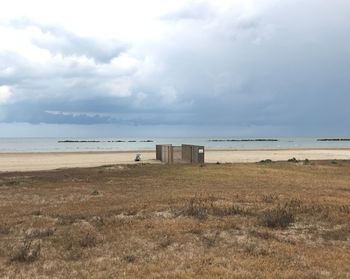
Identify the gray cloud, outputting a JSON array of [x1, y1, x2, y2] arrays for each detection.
[[1, 0, 350, 136]]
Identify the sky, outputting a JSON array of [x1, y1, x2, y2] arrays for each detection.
[[0, 0, 350, 137]]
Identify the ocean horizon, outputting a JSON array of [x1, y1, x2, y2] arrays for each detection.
[[1, 137, 350, 153]]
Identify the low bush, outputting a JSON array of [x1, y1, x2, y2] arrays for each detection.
[[259, 159, 273, 164], [258, 207, 295, 229], [262, 194, 279, 203], [79, 232, 97, 248], [322, 227, 349, 241], [186, 198, 208, 220], [90, 190, 99, 196], [124, 255, 136, 263], [212, 205, 247, 216], [9, 238, 40, 263], [184, 197, 249, 219]]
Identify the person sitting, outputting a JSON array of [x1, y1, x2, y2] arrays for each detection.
[[135, 154, 141, 161]]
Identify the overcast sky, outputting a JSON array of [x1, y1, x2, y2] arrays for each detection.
[[0, 0, 350, 137]]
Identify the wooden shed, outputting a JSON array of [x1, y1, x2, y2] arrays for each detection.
[[156, 144, 205, 164]]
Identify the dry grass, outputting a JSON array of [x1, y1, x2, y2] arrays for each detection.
[[0, 161, 350, 278]]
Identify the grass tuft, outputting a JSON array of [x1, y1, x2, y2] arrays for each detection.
[[79, 232, 97, 248], [258, 207, 295, 229], [90, 190, 99, 196], [9, 238, 40, 263]]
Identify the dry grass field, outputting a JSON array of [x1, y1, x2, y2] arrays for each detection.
[[0, 160, 349, 278]]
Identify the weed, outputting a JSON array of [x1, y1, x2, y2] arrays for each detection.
[[124, 209, 138, 216], [201, 232, 219, 247], [249, 229, 273, 240], [321, 227, 349, 241], [31, 210, 41, 216], [284, 198, 303, 211], [185, 198, 208, 220], [90, 216, 104, 227], [25, 227, 55, 238], [259, 159, 273, 164], [9, 238, 40, 263], [0, 225, 10, 235], [159, 237, 173, 248], [258, 207, 295, 229], [79, 232, 97, 248], [124, 255, 136, 263], [184, 197, 249, 219], [243, 240, 268, 256], [262, 194, 279, 203], [6, 180, 20, 186], [211, 204, 247, 216], [189, 228, 202, 235], [90, 190, 99, 196], [65, 249, 82, 261]]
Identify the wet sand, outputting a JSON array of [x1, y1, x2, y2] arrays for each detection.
[[1, 148, 350, 171]]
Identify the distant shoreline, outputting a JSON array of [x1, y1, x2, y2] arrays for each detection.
[[2, 148, 350, 172]]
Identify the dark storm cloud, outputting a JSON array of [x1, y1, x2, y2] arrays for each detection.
[[0, 96, 195, 125]]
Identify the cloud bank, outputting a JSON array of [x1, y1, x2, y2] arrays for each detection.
[[0, 0, 350, 136]]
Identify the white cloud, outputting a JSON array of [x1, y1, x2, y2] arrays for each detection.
[[0, 86, 13, 104], [110, 53, 140, 71]]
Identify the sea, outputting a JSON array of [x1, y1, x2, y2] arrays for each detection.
[[0, 137, 350, 153]]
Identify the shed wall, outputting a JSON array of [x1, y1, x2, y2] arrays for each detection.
[[182, 145, 193, 163], [172, 146, 183, 163]]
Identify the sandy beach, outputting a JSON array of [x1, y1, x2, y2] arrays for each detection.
[[1, 148, 350, 171]]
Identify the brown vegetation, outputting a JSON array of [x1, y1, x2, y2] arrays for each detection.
[[0, 161, 349, 278]]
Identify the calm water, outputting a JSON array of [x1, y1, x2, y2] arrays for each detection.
[[1, 137, 350, 153]]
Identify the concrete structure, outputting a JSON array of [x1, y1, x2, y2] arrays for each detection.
[[156, 144, 173, 163], [156, 144, 205, 164]]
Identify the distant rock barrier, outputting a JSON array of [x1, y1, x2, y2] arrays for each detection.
[[317, 138, 350, 141], [58, 140, 100, 143], [208, 139, 279, 142], [58, 140, 154, 143]]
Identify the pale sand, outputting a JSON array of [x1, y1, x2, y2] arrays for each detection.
[[1, 149, 350, 172]]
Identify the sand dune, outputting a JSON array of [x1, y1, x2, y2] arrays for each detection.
[[1, 148, 350, 171]]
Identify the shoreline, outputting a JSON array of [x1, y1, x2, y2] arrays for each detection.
[[1, 148, 350, 172], [2, 146, 350, 154]]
